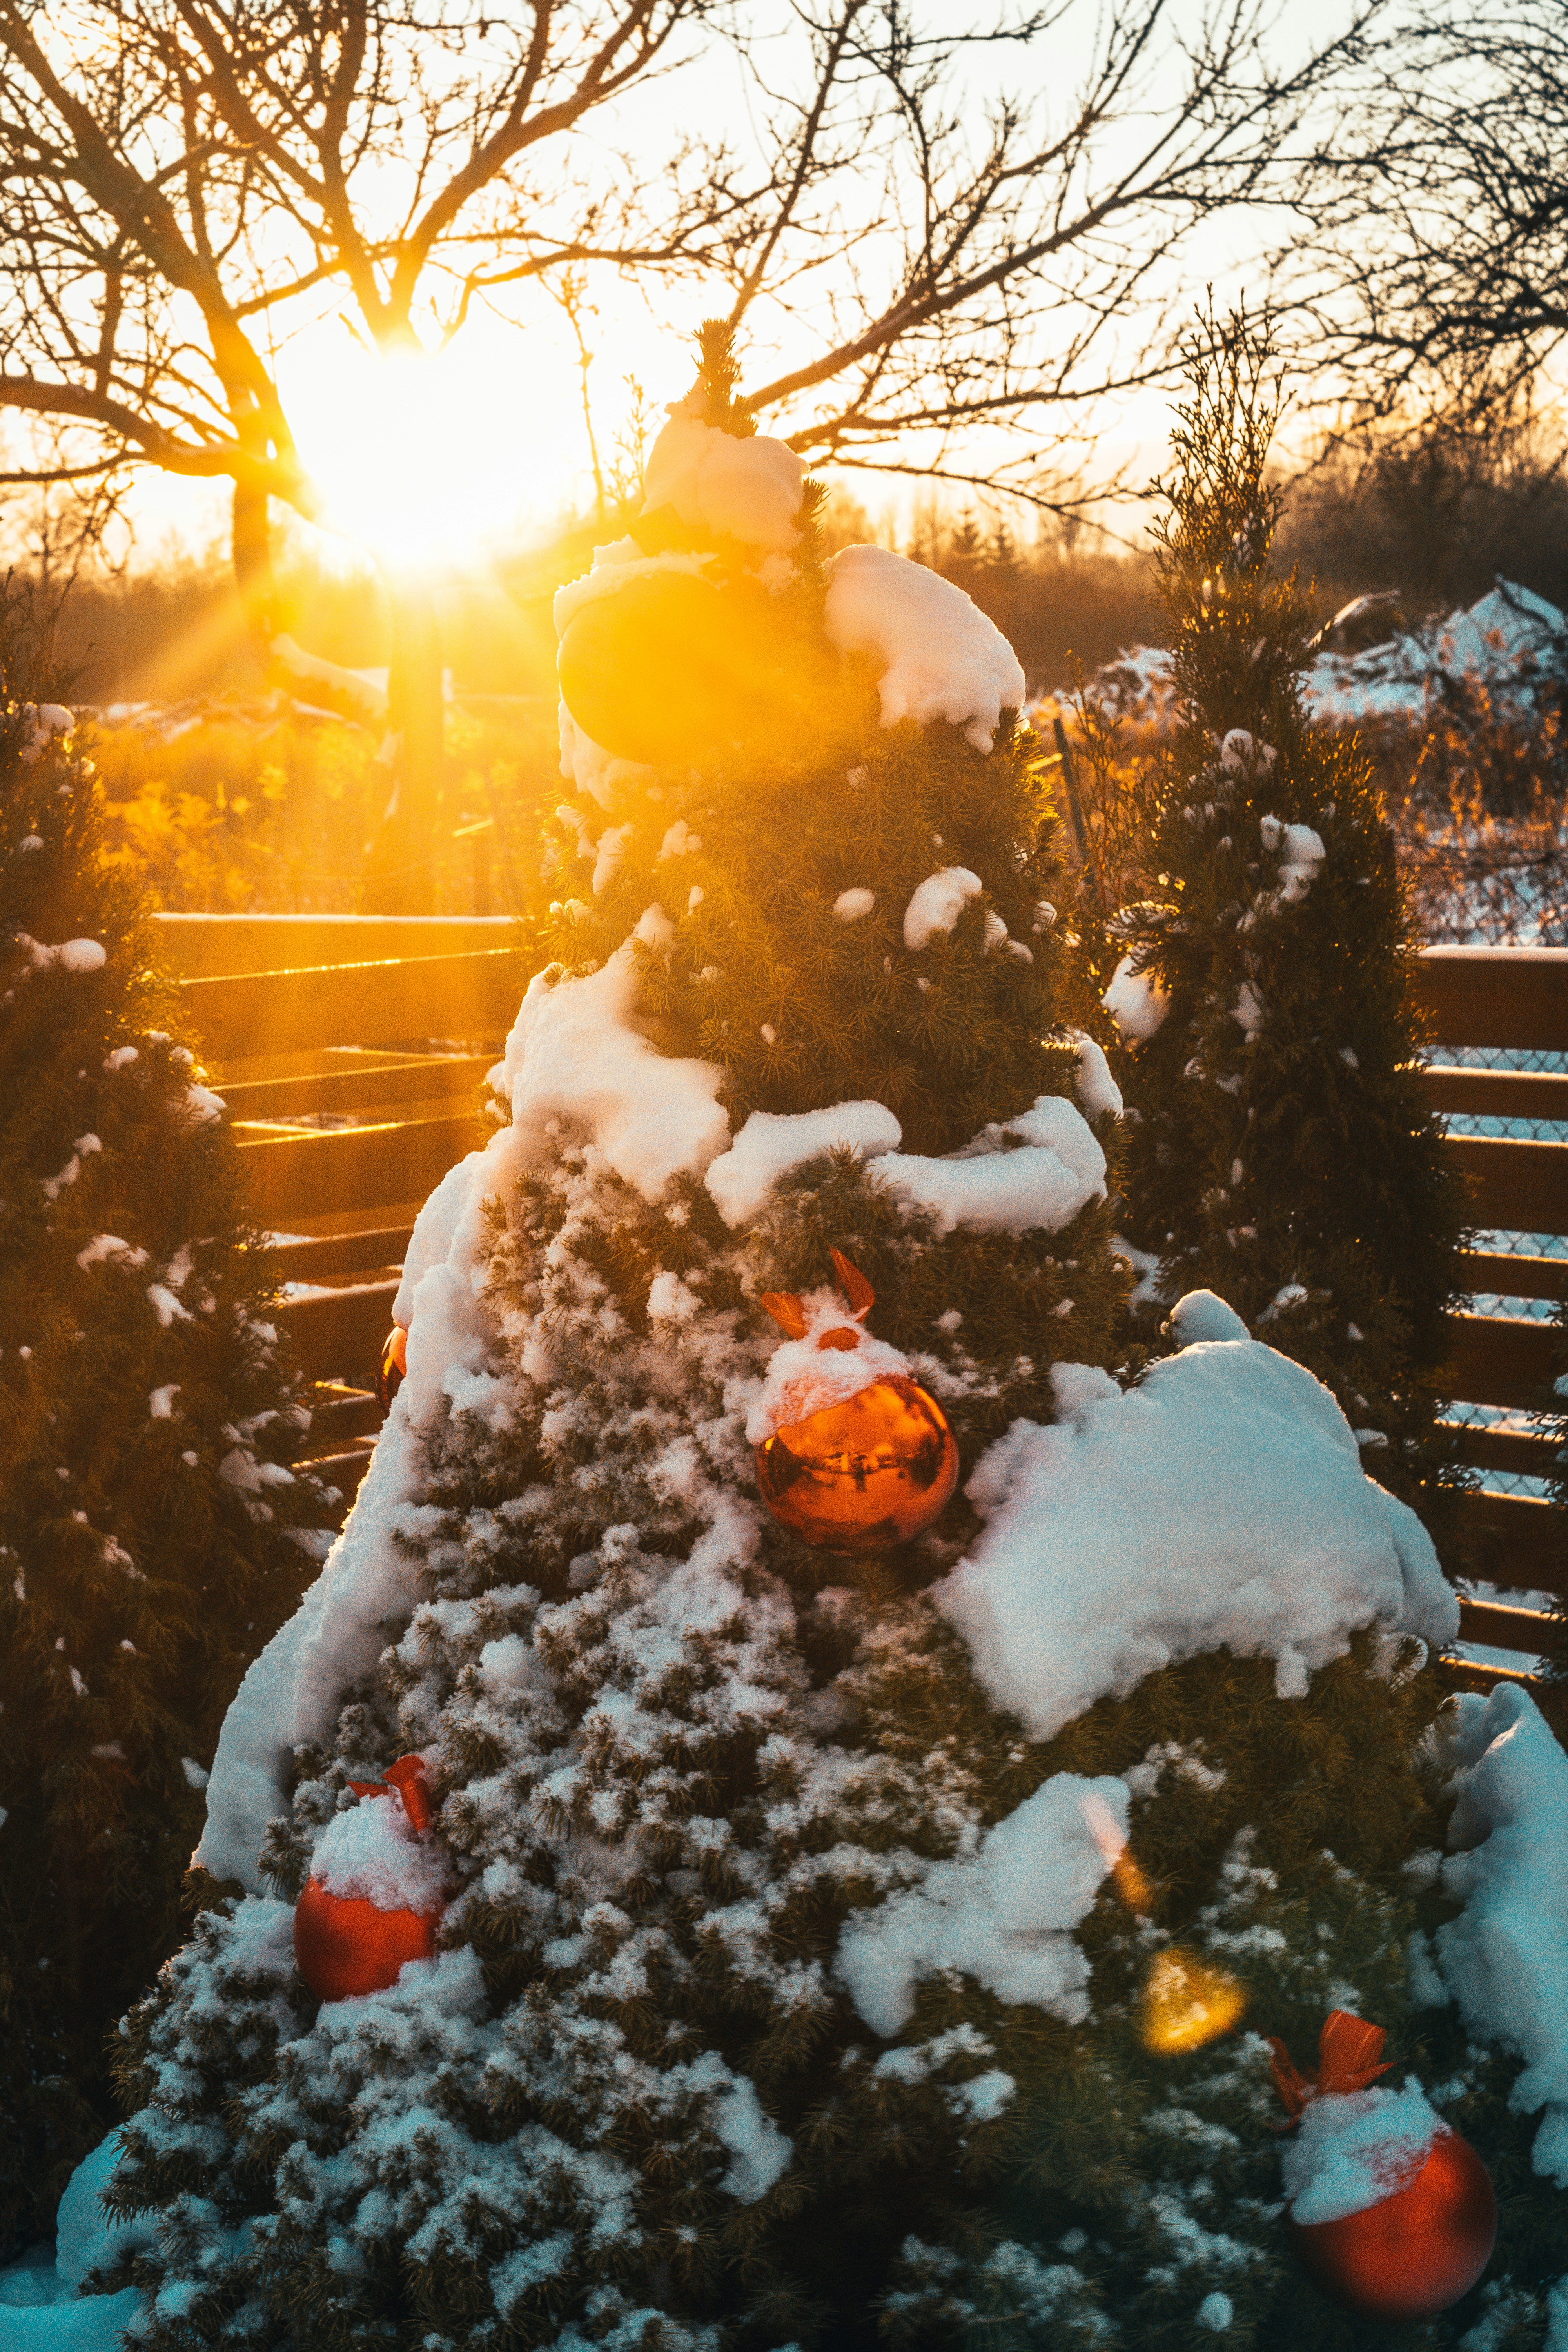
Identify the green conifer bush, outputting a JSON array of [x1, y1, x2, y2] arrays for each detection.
[[0, 584, 327, 2256], [90, 335, 1566, 2352], [1103, 315, 1468, 1496]]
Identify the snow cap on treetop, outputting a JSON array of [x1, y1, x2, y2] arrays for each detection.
[[642, 402, 804, 552]]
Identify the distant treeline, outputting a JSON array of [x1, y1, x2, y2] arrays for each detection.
[[31, 408, 1568, 706]]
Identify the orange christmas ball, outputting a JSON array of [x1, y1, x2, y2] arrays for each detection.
[[377, 1322, 407, 1413], [558, 570, 787, 766], [292, 1872, 441, 2003], [755, 1374, 959, 1553], [1291, 2130, 1496, 2321]]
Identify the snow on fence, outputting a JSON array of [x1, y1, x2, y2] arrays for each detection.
[[158, 916, 1566, 1692]]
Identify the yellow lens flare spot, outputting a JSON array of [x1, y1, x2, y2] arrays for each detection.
[[1140, 1947, 1247, 2054]]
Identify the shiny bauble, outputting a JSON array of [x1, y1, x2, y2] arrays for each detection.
[[292, 1872, 441, 2004], [1140, 1947, 1246, 2054], [377, 1323, 407, 1413], [1291, 2129, 1496, 2321], [558, 571, 788, 767], [755, 1375, 959, 1553]]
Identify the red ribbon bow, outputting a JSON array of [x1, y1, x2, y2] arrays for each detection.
[[347, 1753, 432, 1833], [1267, 2009, 1392, 2118]]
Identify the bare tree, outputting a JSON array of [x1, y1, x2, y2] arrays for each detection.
[[711, 0, 1385, 503], [0, 0, 749, 898], [1283, 0, 1568, 433], [0, 0, 1382, 904]]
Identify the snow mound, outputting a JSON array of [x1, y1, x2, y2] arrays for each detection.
[[1432, 1684, 1568, 2185], [1104, 953, 1169, 1043], [1049, 578, 1568, 737], [641, 408, 803, 552], [904, 867, 982, 950], [836, 1773, 1127, 2034], [873, 1093, 1106, 1237], [19, 702, 73, 764], [824, 546, 1025, 751], [933, 1308, 1459, 1742], [705, 1101, 902, 1227], [312, 1788, 448, 1913], [498, 919, 730, 1204], [1281, 2082, 1445, 2225], [745, 1289, 915, 1446]]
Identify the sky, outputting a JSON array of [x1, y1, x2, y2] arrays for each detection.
[[72, 0, 1372, 579]]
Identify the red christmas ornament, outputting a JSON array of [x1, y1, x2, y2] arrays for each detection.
[[292, 1755, 443, 2003], [753, 1251, 959, 1554], [1269, 2010, 1497, 2321], [377, 1323, 407, 1412]]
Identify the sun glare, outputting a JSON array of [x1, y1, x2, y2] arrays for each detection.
[[287, 341, 553, 570]]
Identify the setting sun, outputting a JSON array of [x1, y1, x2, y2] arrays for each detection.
[[283, 338, 568, 570]]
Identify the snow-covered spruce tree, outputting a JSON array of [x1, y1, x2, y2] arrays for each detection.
[[1104, 316, 1467, 1499], [0, 584, 328, 2258], [95, 333, 1565, 2351]]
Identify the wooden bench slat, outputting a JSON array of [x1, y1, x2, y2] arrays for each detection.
[[238, 1113, 475, 1223], [1442, 1655, 1544, 1693], [275, 1278, 400, 1384], [1439, 1422, 1561, 1478], [221, 1054, 492, 1121], [1424, 1065, 1568, 1119], [1442, 1313, 1562, 1410], [271, 1226, 414, 1282], [308, 1384, 383, 1446], [1449, 1490, 1566, 1597], [1457, 1596, 1557, 1653], [1415, 946, 1568, 1050], [156, 913, 515, 977], [1445, 1136, 1568, 1232], [1458, 1251, 1568, 1303], [184, 947, 520, 1060]]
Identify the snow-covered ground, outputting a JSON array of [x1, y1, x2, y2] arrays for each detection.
[[1036, 578, 1568, 739]]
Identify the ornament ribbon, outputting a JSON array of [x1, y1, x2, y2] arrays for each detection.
[[1268, 2009, 1392, 2117], [347, 1753, 432, 1832]]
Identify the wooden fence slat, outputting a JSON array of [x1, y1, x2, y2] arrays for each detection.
[[1438, 1422, 1561, 1479], [1415, 946, 1568, 1050], [1423, 1066, 1568, 1120], [156, 913, 515, 977], [272, 1226, 415, 1282], [1443, 1655, 1542, 1693], [238, 1113, 474, 1223], [303, 1443, 376, 1511], [308, 1384, 383, 1446], [1457, 1596, 1557, 1654], [275, 1279, 399, 1384], [221, 1054, 491, 1121], [1450, 1491, 1566, 1597], [185, 947, 519, 1061], [1445, 1136, 1568, 1232], [1441, 1313, 1562, 1410], [1458, 1252, 1568, 1303]]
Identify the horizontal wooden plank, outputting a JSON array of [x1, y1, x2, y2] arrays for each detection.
[[1458, 1252, 1568, 1304], [276, 1279, 399, 1385], [183, 947, 520, 1060], [271, 1226, 414, 1282], [1415, 946, 1568, 1050], [238, 1112, 474, 1223], [155, 913, 515, 977], [1446, 1136, 1568, 1232], [1457, 1596, 1557, 1654], [220, 1054, 492, 1122], [1438, 1421, 1561, 1478], [301, 1443, 376, 1510], [308, 1383, 383, 1447], [1424, 1065, 1568, 1120], [1449, 1490, 1566, 1597], [1441, 1313, 1562, 1410], [1441, 1655, 1543, 1693]]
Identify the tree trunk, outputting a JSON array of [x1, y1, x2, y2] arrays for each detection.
[[232, 479, 276, 653], [361, 579, 445, 915]]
